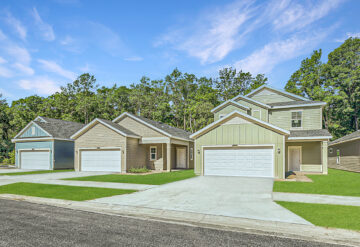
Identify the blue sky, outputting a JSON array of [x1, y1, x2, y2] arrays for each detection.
[[0, 0, 359, 102]]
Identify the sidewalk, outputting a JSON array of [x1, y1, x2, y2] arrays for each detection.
[[1, 194, 359, 247], [273, 192, 360, 207]]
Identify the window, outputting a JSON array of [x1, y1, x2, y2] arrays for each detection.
[[31, 126, 36, 135], [190, 148, 193, 160], [219, 114, 226, 119], [291, 111, 302, 128], [150, 146, 157, 160]]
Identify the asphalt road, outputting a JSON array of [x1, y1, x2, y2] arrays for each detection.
[[0, 199, 346, 247]]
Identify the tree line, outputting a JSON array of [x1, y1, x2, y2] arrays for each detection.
[[0, 37, 359, 163]]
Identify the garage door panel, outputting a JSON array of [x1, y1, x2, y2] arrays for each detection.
[[21, 151, 50, 170], [81, 150, 121, 172], [204, 147, 274, 177]]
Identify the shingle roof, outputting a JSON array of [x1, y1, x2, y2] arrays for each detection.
[[125, 113, 193, 140], [33, 117, 85, 139], [289, 129, 332, 138], [97, 118, 139, 137], [268, 100, 324, 107], [330, 130, 360, 145]]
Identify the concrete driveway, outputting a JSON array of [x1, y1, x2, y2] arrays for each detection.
[[92, 176, 311, 225]]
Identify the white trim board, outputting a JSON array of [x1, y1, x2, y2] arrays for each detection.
[[231, 95, 271, 109], [211, 100, 250, 113], [245, 85, 310, 101], [12, 137, 72, 143], [13, 120, 52, 139]]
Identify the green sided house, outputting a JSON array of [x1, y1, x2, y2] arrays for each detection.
[[190, 85, 332, 179], [71, 112, 194, 172], [11, 116, 84, 170], [328, 130, 360, 172]]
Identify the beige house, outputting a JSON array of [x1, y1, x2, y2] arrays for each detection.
[[71, 113, 194, 172], [190, 85, 332, 179], [328, 130, 360, 172]]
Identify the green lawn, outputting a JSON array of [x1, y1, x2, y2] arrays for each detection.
[[0, 169, 74, 176], [277, 201, 360, 232], [65, 169, 196, 185], [274, 169, 360, 197], [0, 182, 136, 201]]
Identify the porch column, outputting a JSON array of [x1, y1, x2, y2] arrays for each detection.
[[167, 142, 171, 172], [322, 141, 328, 175]]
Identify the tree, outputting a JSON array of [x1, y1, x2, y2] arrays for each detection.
[[215, 67, 267, 101], [0, 94, 11, 162]]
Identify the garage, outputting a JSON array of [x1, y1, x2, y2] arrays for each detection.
[[20, 151, 51, 170], [204, 147, 274, 177], [80, 150, 121, 172]]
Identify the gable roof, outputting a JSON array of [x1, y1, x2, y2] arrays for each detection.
[[113, 112, 193, 141], [211, 100, 250, 113], [190, 110, 290, 139], [288, 129, 332, 140], [231, 95, 271, 109], [14, 116, 85, 140], [268, 100, 326, 109], [329, 130, 360, 146], [71, 118, 140, 139], [246, 85, 310, 101]]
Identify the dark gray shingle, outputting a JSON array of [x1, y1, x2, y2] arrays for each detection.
[[33, 117, 85, 139], [330, 130, 360, 145], [268, 100, 325, 107], [97, 118, 139, 137], [289, 129, 332, 138]]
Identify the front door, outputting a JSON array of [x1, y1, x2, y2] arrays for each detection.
[[289, 147, 301, 171], [176, 148, 187, 169]]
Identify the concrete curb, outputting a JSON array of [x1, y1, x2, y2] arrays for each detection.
[[1, 194, 359, 246], [273, 192, 360, 207]]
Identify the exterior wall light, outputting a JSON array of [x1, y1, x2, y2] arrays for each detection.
[[197, 149, 200, 154], [277, 148, 281, 154]]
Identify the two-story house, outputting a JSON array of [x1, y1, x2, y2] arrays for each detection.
[[190, 85, 332, 179]]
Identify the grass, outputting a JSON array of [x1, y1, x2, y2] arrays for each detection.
[[128, 167, 151, 173], [0, 182, 136, 201], [65, 169, 196, 185], [0, 169, 74, 176], [277, 201, 360, 232], [274, 169, 360, 197]]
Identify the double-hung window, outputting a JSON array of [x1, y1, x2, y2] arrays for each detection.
[[150, 146, 157, 160], [291, 111, 302, 128]]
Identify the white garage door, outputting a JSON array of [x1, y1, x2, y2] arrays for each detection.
[[81, 150, 121, 172], [204, 147, 274, 177], [20, 151, 51, 170]]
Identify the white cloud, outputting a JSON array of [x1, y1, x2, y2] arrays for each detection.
[[32, 7, 55, 41], [234, 31, 329, 75], [0, 66, 13, 78], [5, 11, 27, 40], [124, 56, 143, 62], [5, 44, 31, 64], [37, 59, 76, 80], [60, 35, 74, 45], [0, 57, 7, 64], [0, 29, 7, 40], [18, 76, 60, 95], [335, 32, 360, 42], [12, 63, 34, 76], [272, 0, 344, 31]]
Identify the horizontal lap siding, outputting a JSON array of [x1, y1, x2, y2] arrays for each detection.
[[329, 156, 360, 172], [286, 142, 323, 172], [236, 100, 268, 122], [116, 117, 165, 137], [126, 137, 146, 170], [250, 89, 295, 104], [74, 123, 126, 171], [195, 122, 284, 178], [329, 140, 360, 157], [214, 105, 248, 121]]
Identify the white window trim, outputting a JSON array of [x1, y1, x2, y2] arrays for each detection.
[[31, 126, 36, 135], [290, 110, 303, 130], [190, 147, 193, 161], [150, 146, 157, 161]]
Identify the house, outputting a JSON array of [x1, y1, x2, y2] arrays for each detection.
[[70, 112, 194, 172], [11, 116, 84, 170], [328, 130, 360, 172], [190, 85, 332, 179]]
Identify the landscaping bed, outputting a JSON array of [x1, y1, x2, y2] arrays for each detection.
[[0, 182, 136, 201], [65, 169, 196, 185]]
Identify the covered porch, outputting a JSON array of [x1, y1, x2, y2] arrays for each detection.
[[285, 140, 328, 174], [138, 137, 194, 171]]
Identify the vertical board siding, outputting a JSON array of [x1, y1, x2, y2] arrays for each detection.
[[194, 123, 284, 178], [20, 123, 50, 138], [15, 141, 53, 168], [54, 140, 74, 169], [269, 107, 322, 130], [250, 89, 295, 104]]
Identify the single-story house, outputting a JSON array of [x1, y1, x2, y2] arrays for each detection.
[[71, 112, 194, 172], [328, 130, 360, 172], [12, 116, 84, 170], [190, 85, 332, 179]]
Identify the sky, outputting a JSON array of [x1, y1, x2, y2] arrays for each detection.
[[0, 0, 359, 102]]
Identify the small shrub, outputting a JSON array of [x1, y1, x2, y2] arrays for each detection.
[[128, 167, 150, 173]]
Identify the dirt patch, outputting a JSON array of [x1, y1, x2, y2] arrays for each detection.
[[276, 171, 313, 182]]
